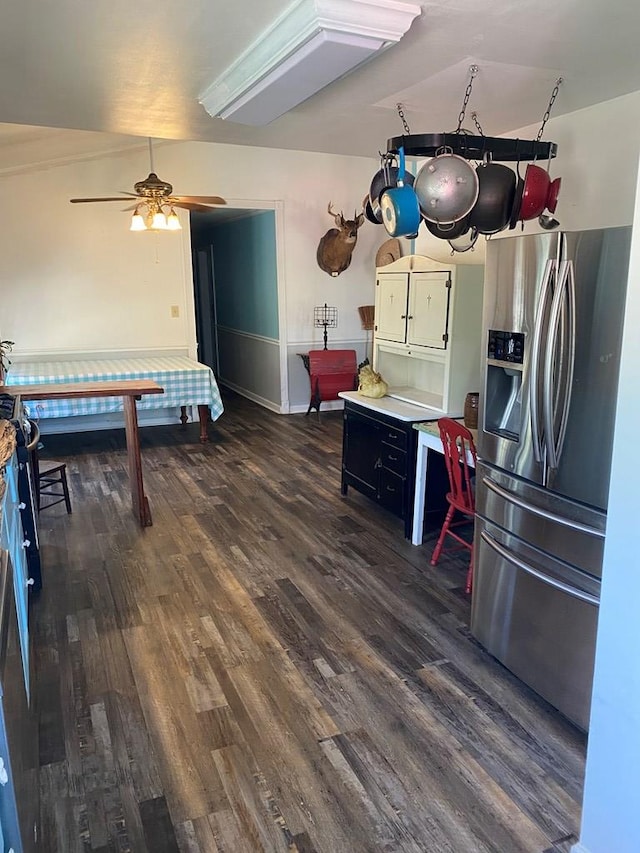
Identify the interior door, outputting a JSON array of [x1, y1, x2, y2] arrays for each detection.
[[408, 271, 451, 348], [191, 246, 219, 373], [375, 273, 409, 342]]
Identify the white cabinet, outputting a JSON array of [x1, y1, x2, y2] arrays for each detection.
[[375, 270, 451, 349], [373, 255, 484, 414]]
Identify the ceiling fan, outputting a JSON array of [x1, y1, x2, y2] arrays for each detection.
[[69, 138, 226, 231]]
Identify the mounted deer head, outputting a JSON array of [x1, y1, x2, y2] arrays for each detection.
[[316, 201, 365, 277]]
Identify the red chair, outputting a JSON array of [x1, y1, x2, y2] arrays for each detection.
[[306, 349, 358, 416], [430, 417, 477, 593]]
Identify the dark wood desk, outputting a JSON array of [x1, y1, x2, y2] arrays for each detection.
[[0, 379, 164, 527]]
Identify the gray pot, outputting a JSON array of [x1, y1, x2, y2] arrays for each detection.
[[448, 226, 479, 253], [415, 152, 479, 225]]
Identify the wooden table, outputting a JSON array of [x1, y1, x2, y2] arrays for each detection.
[[411, 419, 477, 546], [0, 379, 164, 527]]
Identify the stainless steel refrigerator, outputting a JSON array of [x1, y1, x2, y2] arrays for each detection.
[[471, 227, 631, 731]]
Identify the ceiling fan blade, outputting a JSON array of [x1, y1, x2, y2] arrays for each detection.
[[172, 201, 218, 212], [70, 197, 130, 203], [173, 195, 227, 205]]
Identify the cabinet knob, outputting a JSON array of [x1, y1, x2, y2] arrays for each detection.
[[407, 315, 414, 320], [400, 314, 407, 319], [27, 578, 35, 587], [18, 502, 26, 510], [22, 539, 31, 549], [374, 458, 382, 469]]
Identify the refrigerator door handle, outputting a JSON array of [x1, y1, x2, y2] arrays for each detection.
[[482, 474, 606, 538], [480, 530, 600, 606], [529, 259, 555, 463], [556, 260, 576, 461], [544, 259, 576, 469]]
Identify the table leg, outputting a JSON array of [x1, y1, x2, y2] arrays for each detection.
[[198, 405, 210, 443], [180, 406, 188, 427], [412, 437, 429, 546], [123, 395, 153, 527]]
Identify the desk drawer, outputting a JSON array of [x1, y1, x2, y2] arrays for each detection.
[[380, 426, 407, 451], [381, 443, 406, 477], [379, 468, 405, 517]]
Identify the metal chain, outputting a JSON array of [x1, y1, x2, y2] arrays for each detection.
[[471, 111, 484, 136], [396, 102, 411, 135], [455, 65, 478, 133], [536, 77, 563, 141]]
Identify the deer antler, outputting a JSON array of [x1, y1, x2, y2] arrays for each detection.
[[327, 201, 339, 217]]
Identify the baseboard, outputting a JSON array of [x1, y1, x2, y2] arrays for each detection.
[[218, 381, 282, 414], [288, 400, 345, 415]]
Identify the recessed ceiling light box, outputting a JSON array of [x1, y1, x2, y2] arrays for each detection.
[[199, 0, 421, 126]]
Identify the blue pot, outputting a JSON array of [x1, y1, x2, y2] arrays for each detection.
[[380, 148, 421, 238]]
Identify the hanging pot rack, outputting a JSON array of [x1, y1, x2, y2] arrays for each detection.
[[385, 132, 557, 162], [386, 70, 561, 163]]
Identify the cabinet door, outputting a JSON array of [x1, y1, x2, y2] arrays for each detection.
[[375, 273, 409, 342], [7, 513, 30, 701], [343, 409, 381, 497], [2, 455, 31, 702], [407, 271, 451, 349]]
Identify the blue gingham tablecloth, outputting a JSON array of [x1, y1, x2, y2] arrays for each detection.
[[8, 356, 224, 421]]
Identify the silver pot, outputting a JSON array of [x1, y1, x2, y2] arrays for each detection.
[[415, 151, 479, 225], [448, 226, 479, 253]]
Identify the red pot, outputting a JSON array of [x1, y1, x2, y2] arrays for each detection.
[[546, 177, 562, 214], [520, 164, 550, 221]]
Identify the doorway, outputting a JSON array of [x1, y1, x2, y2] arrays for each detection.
[[192, 245, 218, 374], [190, 207, 284, 411]]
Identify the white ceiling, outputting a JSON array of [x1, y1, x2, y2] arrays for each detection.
[[0, 0, 639, 164]]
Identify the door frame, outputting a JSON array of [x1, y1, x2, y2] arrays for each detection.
[[185, 198, 289, 412]]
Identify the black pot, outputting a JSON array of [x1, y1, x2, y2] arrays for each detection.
[[369, 164, 415, 205], [424, 214, 471, 240], [469, 162, 516, 235], [365, 198, 382, 224]]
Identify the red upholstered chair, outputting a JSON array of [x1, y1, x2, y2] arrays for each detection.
[[306, 349, 358, 416], [430, 417, 477, 593]]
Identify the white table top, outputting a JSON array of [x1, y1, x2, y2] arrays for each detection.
[[339, 390, 445, 422]]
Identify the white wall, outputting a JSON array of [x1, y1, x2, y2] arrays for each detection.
[[0, 140, 383, 408], [568, 156, 640, 853], [506, 90, 640, 232]]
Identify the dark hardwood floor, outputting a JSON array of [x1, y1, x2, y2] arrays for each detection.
[[32, 392, 586, 852]]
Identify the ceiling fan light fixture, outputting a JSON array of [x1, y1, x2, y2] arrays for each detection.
[[151, 208, 168, 230], [71, 137, 226, 227], [166, 208, 182, 231], [130, 208, 147, 231]]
